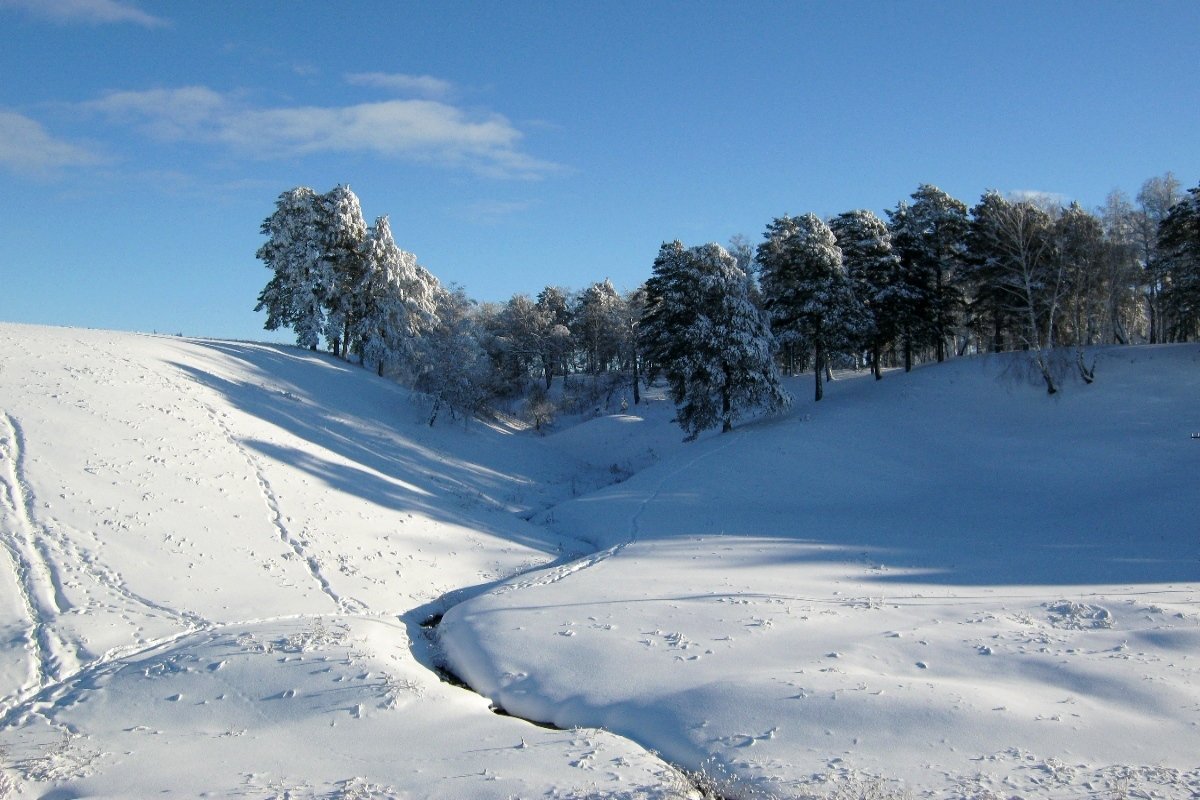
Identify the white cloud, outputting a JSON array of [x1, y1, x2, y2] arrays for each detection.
[[0, 110, 104, 175], [84, 87, 561, 179], [0, 0, 168, 28], [345, 72, 455, 98]]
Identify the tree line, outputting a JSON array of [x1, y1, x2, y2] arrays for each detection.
[[255, 174, 1200, 437]]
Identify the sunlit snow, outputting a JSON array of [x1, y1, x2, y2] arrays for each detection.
[[0, 322, 1197, 798]]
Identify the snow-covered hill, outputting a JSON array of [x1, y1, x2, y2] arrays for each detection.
[[0, 322, 1197, 798], [0, 323, 680, 798]]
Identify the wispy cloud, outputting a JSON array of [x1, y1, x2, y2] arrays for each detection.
[[83, 86, 561, 179], [463, 200, 535, 225], [0, 110, 105, 176], [345, 72, 455, 99], [0, 0, 168, 28]]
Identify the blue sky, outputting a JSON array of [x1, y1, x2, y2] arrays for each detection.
[[1, 0, 1197, 342]]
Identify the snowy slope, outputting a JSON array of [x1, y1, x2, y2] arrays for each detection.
[[2, 323, 1198, 799], [0, 323, 681, 798], [440, 349, 1200, 799]]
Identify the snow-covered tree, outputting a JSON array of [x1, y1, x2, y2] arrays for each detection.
[[1053, 203, 1107, 380], [757, 214, 870, 401], [318, 185, 369, 359], [1097, 189, 1145, 345], [640, 240, 696, 388], [1158, 181, 1200, 341], [536, 286, 574, 383], [641, 242, 788, 440], [413, 284, 490, 426], [254, 185, 371, 356], [887, 184, 969, 365], [355, 215, 439, 376], [255, 187, 330, 350], [1135, 173, 1183, 343], [573, 279, 628, 374], [967, 192, 1064, 394], [829, 209, 909, 380], [489, 293, 571, 391]]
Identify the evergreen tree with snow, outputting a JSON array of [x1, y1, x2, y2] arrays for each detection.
[[829, 209, 907, 380], [318, 185, 369, 360], [255, 187, 331, 350], [536, 286, 575, 385], [886, 184, 969, 365], [757, 214, 870, 401], [255, 185, 371, 355], [964, 191, 1023, 354], [641, 242, 788, 440], [1158, 181, 1200, 341], [573, 279, 628, 374], [355, 215, 439, 377]]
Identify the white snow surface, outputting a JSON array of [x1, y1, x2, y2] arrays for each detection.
[[1, 322, 1198, 798]]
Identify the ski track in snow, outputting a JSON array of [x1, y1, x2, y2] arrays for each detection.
[[0, 339, 360, 735], [0, 405, 212, 727], [0, 411, 83, 702]]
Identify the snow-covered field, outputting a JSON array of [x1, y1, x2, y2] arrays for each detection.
[[0, 322, 1197, 798]]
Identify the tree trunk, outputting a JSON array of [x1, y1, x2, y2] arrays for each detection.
[[632, 354, 641, 405], [935, 267, 946, 363], [721, 366, 733, 432], [872, 343, 882, 381], [814, 343, 825, 402], [1076, 348, 1095, 384]]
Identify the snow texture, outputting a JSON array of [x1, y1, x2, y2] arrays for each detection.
[[1, 321, 1198, 799]]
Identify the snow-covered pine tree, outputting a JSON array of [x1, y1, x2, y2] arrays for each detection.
[[887, 184, 969, 365], [573, 279, 628, 375], [355, 215, 439, 377], [640, 241, 691, 385], [536, 286, 574, 388], [642, 242, 788, 440], [757, 214, 870, 401], [318, 186, 369, 359], [1158, 182, 1200, 341], [829, 209, 906, 380], [255, 187, 330, 350]]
